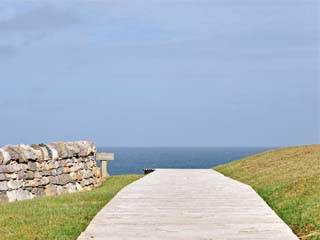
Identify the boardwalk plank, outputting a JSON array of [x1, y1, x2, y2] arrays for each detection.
[[78, 169, 298, 240]]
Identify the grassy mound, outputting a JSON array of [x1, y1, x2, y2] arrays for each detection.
[[214, 145, 320, 240], [0, 175, 142, 240]]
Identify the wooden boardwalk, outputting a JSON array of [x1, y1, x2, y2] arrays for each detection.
[[78, 169, 298, 240]]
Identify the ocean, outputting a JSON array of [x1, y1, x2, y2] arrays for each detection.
[[97, 147, 272, 175]]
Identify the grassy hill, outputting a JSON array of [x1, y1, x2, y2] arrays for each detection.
[[214, 145, 320, 240], [0, 175, 142, 240]]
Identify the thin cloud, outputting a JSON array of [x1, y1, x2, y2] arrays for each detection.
[[0, 5, 79, 32], [0, 45, 16, 58]]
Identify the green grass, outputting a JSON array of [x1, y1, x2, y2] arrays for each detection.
[[214, 145, 320, 240], [0, 175, 142, 240]]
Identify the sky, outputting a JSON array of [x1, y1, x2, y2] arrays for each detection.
[[0, 0, 318, 147]]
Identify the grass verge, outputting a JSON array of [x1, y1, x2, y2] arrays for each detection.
[[214, 145, 320, 240], [0, 175, 142, 240]]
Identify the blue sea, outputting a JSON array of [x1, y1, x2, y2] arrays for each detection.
[[97, 147, 272, 175]]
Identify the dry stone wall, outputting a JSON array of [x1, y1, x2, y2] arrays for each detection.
[[0, 141, 101, 202]]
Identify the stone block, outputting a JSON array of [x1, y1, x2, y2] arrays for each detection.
[[7, 189, 34, 202], [0, 165, 15, 173], [18, 145, 40, 162], [44, 162, 55, 171], [65, 142, 81, 157], [40, 177, 50, 186], [34, 171, 42, 178], [25, 171, 35, 180], [65, 183, 77, 193], [0, 149, 11, 165], [24, 180, 36, 187], [9, 173, 17, 179], [33, 144, 58, 161], [80, 179, 94, 187], [49, 142, 69, 159], [28, 162, 37, 171], [75, 182, 83, 192], [17, 171, 25, 180], [7, 180, 23, 190], [56, 167, 63, 175], [0, 173, 7, 181], [92, 166, 100, 177], [2, 146, 19, 161], [77, 141, 96, 157], [56, 185, 65, 195], [48, 174, 72, 185], [0, 182, 8, 191], [45, 184, 58, 196], [83, 170, 93, 179], [31, 188, 45, 197]]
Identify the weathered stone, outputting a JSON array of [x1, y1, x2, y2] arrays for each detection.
[[17, 145, 39, 162], [59, 159, 66, 167], [2, 145, 38, 163], [48, 176, 57, 184], [24, 180, 38, 187], [0, 182, 8, 191], [65, 159, 73, 167], [48, 174, 72, 185], [42, 170, 52, 176], [7, 180, 23, 190], [45, 184, 58, 196], [36, 162, 42, 170], [40, 177, 50, 186], [48, 146, 59, 160], [63, 167, 71, 174], [17, 171, 24, 180], [0, 149, 11, 165], [76, 182, 83, 192], [49, 142, 69, 159], [0, 165, 15, 173], [31, 188, 45, 197], [35, 145, 51, 161], [2, 146, 19, 161], [19, 163, 28, 171], [86, 161, 94, 168], [65, 142, 81, 157], [25, 171, 34, 180], [93, 166, 101, 178], [7, 189, 34, 202], [0, 141, 99, 202], [56, 167, 63, 175], [77, 141, 96, 157], [28, 162, 37, 171], [30, 144, 45, 161], [0, 173, 7, 181], [51, 169, 58, 176], [65, 183, 77, 193], [70, 165, 80, 172], [70, 172, 78, 181], [24, 178, 49, 187], [56, 185, 65, 195], [34, 171, 42, 178], [80, 179, 93, 187], [9, 173, 17, 179], [83, 170, 93, 179], [44, 162, 55, 171]]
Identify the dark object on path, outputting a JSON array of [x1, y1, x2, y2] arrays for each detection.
[[144, 168, 155, 175]]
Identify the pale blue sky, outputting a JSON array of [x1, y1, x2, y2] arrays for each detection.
[[0, 0, 318, 147]]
